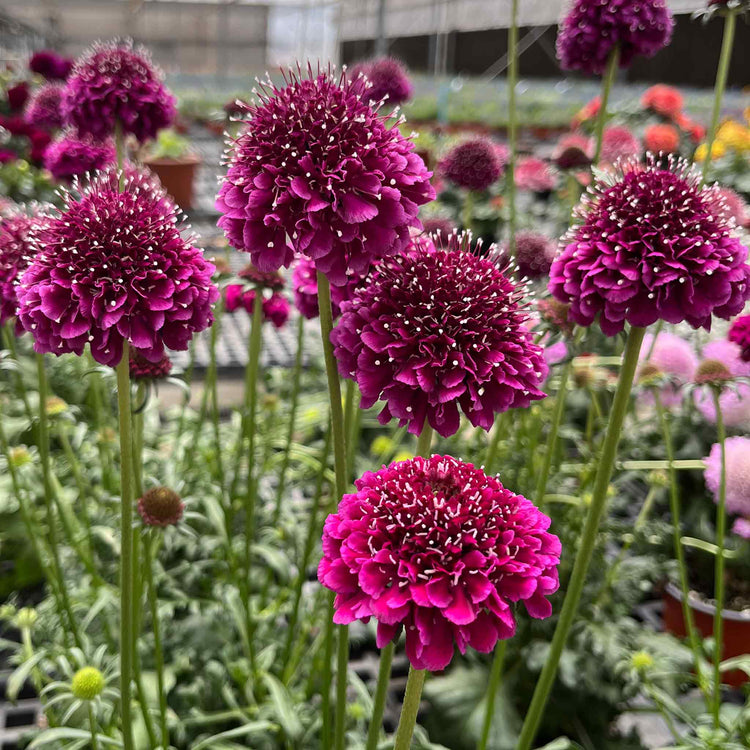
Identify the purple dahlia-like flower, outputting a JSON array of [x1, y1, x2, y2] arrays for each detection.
[[549, 157, 750, 336], [29, 50, 73, 81], [0, 210, 47, 326], [24, 83, 64, 131], [694, 339, 750, 427], [440, 138, 503, 192], [332, 234, 548, 437], [729, 314, 750, 361], [704, 436, 750, 519], [600, 126, 642, 164], [216, 67, 434, 286], [61, 41, 175, 143], [352, 57, 413, 106], [508, 231, 557, 280], [129, 350, 173, 380], [43, 133, 115, 183], [16, 167, 218, 367], [557, 0, 674, 75], [637, 331, 698, 407], [318, 454, 561, 671]]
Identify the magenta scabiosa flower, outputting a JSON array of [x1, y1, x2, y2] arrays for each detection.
[[29, 50, 73, 81], [440, 138, 504, 192], [637, 331, 698, 407], [43, 133, 115, 183], [508, 231, 557, 280], [61, 41, 175, 143], [16, 167, 218, 367], [137, 486, 184, 527], [694, 339, 750, 427], [216, 67, 434, 286], [224, 285, 290, 329], [23, 83, 64, 131], [129, 350, 173, 381], [332, 234, 548, 437], [515, 157, 556, 193], [318, 455, 561, 671], [557, 0, 674, 75], [600, 126, 641, 164], [353, 57, 413, 106], [704, 436, 750, 519], [728, 314, 750, 361], [550, 157, 750, 336]]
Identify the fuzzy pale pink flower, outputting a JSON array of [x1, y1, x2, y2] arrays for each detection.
[[318, 455, 561, 671], [352, 57, 413, 106], [557, 0, 674, 75], [733, 517, 750, 539], [544, 339, 568, 369], [704, 436, 750, 519], [61, 41, 175, 143], [600, 126, 641, 164], [440, 138, 504, 192], [694, 339, 750, 427], [637, 331, 698, 407], [728, 314, 750, 361], [550, 157, 750, 336], [16, 167, 218, 366], [24, 83, 64, 131], [43, 133, 115, 183], [332, 234, 548, 437], [216, 67, 434, 286], [514, 157, 556, 193]]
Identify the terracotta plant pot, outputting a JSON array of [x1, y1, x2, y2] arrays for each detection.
[[662, 582, 750, 688], [144, 155, 200, 211]]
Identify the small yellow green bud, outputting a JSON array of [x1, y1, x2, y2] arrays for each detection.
[[370, 435, 394, 456], [71, 667, 105, 700], [393, 451, 413, 463], [15, 608, 37, 630], [9, 446, 31, 468], [630, 651, 654, 672], [45, 396, 67, 417]]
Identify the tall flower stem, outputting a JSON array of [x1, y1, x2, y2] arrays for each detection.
[[316, 271, 349, 750], [3, 323, 32, 421], [365, 423, 433, 750], [506, 0, 519, 256], [393, 667, 427, 750], [710, 389, 727, 726], [87, 704, 100, 750], [702, 9, 737, 183], [208, 300, 226, 492], [273, 314, 305, 523], [654, 392, 708, 700], [516, 325, 646, 750], [115, 343, 135, 750], [36, 353, 83, 650], [593, 46, 620, 164], [477, 640, 508, 750]]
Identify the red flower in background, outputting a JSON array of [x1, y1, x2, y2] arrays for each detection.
[[644, 123, 680, 153], [641, 85, 683, 118]]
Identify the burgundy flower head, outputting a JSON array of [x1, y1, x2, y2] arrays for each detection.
[[43, 133, 115, 183], [557, 0, 674, 75], [440, 138, 503, 192], [291, 254, 365, 320], [600, 126, 641, 164], [24, 83, 64, 131], [61, 41, 176, 143], [137, 486, 184, 527], [29, 50, 73, 81], [508, 231, 557, 280], [549, 157, 750, 336], [353, 57, 413, 106], [216, 66, 434, 286], [7, 83, 30, 112], [553, 133, 593, 171], [318, 455, 561, 671], [729, 314, 750, 362], [332, 234, 548, 437], [16, 167, 218, 366], [224, 284, 290, 328], [129, 350, 173, 380]]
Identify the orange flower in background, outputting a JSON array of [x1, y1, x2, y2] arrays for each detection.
[[641, 84, 683, 118], [674, 113, 706, 144], [571, 96, 601, 128], [645, 123, 680, 153]]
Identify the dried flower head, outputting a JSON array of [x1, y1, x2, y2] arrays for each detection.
[[549, 156, 750, 336], [216, 66, 434, 286], [43, 133, 115, 183], [695, 358, 733, 385], [537, 298, 575, 336], [440, 138, 503, 192], [318, 455, 561, 671], [704, 436, 750, 519], [137, 486, 184, 527], [24, 83, 65, 131]]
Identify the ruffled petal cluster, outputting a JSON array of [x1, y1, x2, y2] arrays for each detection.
[[16, 167, 218, 366], [550, 157, 750, 336], [704, 436, 750, 519], [318, 455, 561, 671], [332, 235, 548, 437], [216, 67, 434, 286], [43, 133, 115, 183], [224, 284, 290, 329]]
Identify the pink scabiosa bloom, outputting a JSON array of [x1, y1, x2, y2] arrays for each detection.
[[216, 67, 434, 286], [24, 83, 64, 131], [16, 167, 218, 367], [440, 138, 504, 192], [129, 350, 173, 381], [507, 231, 557, 280], [318, 455, 561, 671], [43, 133, 115, 183], [353, 57, 413, 106], [728, 314, 750, 361], [61, 41, 176, 143], [29, 50, 73, 81], [704, 436, 750, 519], [733, 517, 750, 540], [600, 126, 641, 164], [262, 293, 290, 329], [641, 85, 684, 119], [543, 338, 568, 369], [552, 132, 593, 170], [332, 234, 548, 437], [137, 486, 184, 527], [713, 187, 750, 230], [637, 331, 698, 407], [514, 157, 556, 193], [549, 157, 750, 336], [557, 0, 674, 75], [694, 339, 750, 427]]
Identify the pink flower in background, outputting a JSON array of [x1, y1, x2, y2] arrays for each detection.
[[550, 157, 750, 336], [694, 339, 750, 427], [728, 314, 750, 361], [713, 187, 750, 229], [552, 132, 593, 170], [704, 436, 750, 518], [318, 455, 561, 671], [24, 83, 64, 131], [637, 331, 698, 407], [262, 293, 290, 328], [43, 133, 115, 183], [514, 157, 556, 193], [440, 138, 504, 191], [224, 284, 290, 329], [543, 339, 568, 369], [733, 517, 750, 539], [641, 85, 684, 118], [644, 123, 680, 153], [6, 83, 30, 112], [600, 126, 641, 164]]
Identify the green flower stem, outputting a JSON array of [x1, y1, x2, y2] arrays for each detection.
[[516, 325, 646, 750], [365, 424, 433, 749], [711, 389, 727, 726], [36, 353, 83, 650], [321, 591, 336, 749], [174, 337, 196, 450], [393, 667, 427, 750], [88, 703, 100, 750], [593, 46, 620, 164], [477, 640, 508, 750], [87, 355, 115, 494], [654, 392, 708, 701], [702, 9, 737, 183], [316, 271, 350, 750], [485, 412, 508, 473], [273, 314, 305, 523], [506, 0, 519, 256], [344, 378, 357, 481], [115, 343, 135, 750], [462, 190, 475, 236], [208, 300, 226, 492], [3, 323, 32, 421], [145, 533, 170, 748]]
